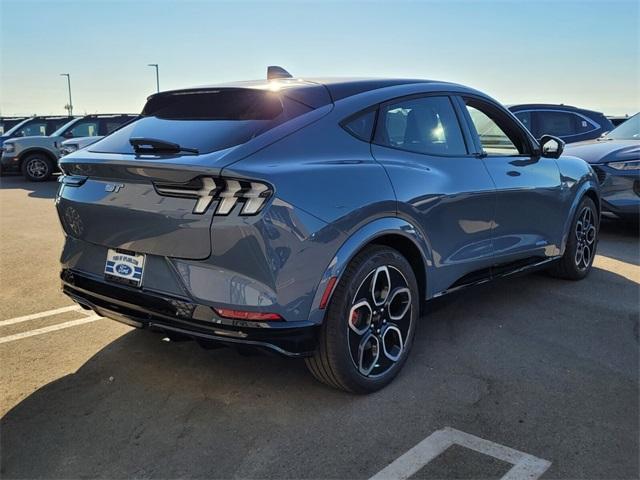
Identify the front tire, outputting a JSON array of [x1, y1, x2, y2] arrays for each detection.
[[549, 196, 599, 280], [305, 245, 419, 393], [21, 153, 54, 182]]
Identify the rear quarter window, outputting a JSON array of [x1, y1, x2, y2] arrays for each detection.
[[342, 110, 376, 141]]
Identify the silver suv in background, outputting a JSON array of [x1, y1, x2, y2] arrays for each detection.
[[1, 114, 136, 181], [0, 116, 72, 151]]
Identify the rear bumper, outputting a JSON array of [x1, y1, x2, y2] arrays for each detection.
[[61, 269, 318, 356]]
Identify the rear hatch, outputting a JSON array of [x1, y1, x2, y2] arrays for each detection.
[[57, 84, 331, 259]]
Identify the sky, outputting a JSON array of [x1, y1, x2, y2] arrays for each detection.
[[1, 0, 638, 116]]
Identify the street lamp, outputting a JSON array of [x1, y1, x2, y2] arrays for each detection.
[[60, 73, 73, 116], [148, 63, 159, 92]]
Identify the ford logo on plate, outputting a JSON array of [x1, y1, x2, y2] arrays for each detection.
[[115, 264, 132, 276]]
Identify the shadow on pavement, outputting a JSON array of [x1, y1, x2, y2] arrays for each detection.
[[1, 263, 638, 479], [598, 218, 640, 265], [600, 217, 639, 238], [0, 174, 59, 199]]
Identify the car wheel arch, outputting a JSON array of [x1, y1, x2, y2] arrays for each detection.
[[18, 148, 57, 168], [561, 183, 601, 255], [307, 217, 432, 325], [584, 188, 600, 216]]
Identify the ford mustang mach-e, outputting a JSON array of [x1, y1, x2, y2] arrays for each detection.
[[56, 68, 600, 392]]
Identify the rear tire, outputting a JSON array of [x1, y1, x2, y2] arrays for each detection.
[[549, 196, 599, 280], [305, 245, 419, 393], [21, 153, 54, 182]]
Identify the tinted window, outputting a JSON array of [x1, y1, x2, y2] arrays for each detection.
[[535, 111, 580, 137], [143, 89, 284, 120], [102, 117, 135, 134], [19, 121, 47, 137], [375, 96, 467, 155], [92, 89, 314, 154], [68, 121, 99, 138], [465, 98, 528, 156], [47, 119, 71, 135], [514, 111, 532, 131], [342, 110, 376, 141]]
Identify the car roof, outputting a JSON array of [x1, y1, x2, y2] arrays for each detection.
[[508, 104, 604, 115], [148, 77, 461, 106]]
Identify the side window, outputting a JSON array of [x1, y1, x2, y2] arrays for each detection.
[[514, 111, 532, 132], [67, 120, 99, 138], [535, 111, 579, 137], [342, 110, 376, 141], [464, 99, 528, 156], [375, 96, 467, 155], [19, 122, 47, 137]]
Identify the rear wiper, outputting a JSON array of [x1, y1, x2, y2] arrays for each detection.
[[129, 137, 199, 155]]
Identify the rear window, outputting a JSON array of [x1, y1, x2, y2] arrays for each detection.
[[90, 89, 313, 155]]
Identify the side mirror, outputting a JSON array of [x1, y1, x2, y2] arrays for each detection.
[[539, 135, 565, 159], [63, 131, 74, 139]]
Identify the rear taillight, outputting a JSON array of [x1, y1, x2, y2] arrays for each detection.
[[214, 308, 282, 321], [154, 176, 272, 216]]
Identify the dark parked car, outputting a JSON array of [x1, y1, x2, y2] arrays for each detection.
[[509, 104, 614, 144], [566, 113, 639, 222], [56, 69, 600, 393], [1, 114, 136, 181]]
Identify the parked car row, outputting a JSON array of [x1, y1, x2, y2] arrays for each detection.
[[0, 114, 136, 181]]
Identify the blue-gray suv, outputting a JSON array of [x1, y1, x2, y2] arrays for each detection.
[[56, 68, 600, 393]]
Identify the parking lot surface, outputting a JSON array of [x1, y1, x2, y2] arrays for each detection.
[[1, 175, 638, 479]]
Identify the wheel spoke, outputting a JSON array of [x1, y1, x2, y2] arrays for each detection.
[[381, 324, 403, 362], [387, 287, 411, 321], [582, 244, 591, 267], [371, 266, 391, 306], [348, 300, 373, 336], [575, 244, 583, 267], [357, 333, 380, 376], [585, 225, 597, 245]]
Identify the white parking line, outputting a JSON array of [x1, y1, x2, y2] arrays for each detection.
[[0, 315, 102, 344], [369, 427, 551, 480], [0, 305, 84, 327]]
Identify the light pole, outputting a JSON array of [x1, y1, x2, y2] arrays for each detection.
[[148, 63, 159, 92], [60, 73, 73, 116]]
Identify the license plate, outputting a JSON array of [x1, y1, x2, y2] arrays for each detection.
[[105, 249, 145, 287]]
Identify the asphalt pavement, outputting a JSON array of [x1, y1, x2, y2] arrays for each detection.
[[1, 175, 638, 479]]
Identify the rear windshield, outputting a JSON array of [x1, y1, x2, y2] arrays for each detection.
[[90, 89, 314, 155]]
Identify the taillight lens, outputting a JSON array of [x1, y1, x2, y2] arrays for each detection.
[[214, 308, 282, 321], [154, 176, 272, 216]]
